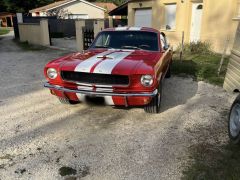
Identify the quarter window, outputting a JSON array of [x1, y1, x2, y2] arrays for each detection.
[[164, 3, 177, 30]]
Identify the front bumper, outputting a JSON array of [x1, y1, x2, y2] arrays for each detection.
[[44, 82, 158, 97]]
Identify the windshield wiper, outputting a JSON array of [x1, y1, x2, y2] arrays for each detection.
[[94, 45, 112, 49], [121, 46, 142, 50]]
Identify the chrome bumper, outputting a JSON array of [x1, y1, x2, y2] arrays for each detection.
[[44, 82, 158, 97]]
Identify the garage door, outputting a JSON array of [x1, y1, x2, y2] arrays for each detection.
[[134, 9, 152, 27]]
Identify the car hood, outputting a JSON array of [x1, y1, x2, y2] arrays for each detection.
[[55, 49, 161, 75]]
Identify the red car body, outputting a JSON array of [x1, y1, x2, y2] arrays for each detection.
[[44, 27, 173, 113]]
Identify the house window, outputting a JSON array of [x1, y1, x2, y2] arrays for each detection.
[[68, 14, 89, 19], [164, 3, 177, 30]]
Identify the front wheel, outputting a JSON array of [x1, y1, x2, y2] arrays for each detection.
[[144, 83, 162, 113], [228, 94, 240, 144]]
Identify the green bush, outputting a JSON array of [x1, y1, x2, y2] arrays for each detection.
[[172, 53, 229, 86], [176, 41, 213, 55]]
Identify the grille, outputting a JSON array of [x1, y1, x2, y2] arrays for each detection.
[[61, 71, 129, 86]]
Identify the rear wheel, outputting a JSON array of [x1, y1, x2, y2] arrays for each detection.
[[58, 97, 79, 105], [144, 83, 162, 113], [228, 94, 240, 144]]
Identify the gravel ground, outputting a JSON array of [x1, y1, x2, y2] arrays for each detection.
[[0, 32, 236, 180], [51, 38, 77, 51]]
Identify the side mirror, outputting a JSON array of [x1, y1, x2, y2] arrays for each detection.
[[163, 44, 169, 50]]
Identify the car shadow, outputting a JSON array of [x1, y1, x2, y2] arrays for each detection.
[[113, 76, 198, 113], [161, 76, 198, 112]]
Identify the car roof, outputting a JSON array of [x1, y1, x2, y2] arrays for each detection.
[[102, 27, 160, 33]]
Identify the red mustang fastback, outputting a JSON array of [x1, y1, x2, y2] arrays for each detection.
[[44, 27, 172, 113]]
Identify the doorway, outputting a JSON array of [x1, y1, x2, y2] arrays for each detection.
[[134, 9, 152, 27], [190, 3, 203, 42]]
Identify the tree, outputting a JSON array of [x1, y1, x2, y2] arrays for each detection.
[[0, 0, 7, 12], [47, 8, 70, 19], [0, 0, 128, 14], [88, 0, 127, 6], [2, 0, 55, 14]]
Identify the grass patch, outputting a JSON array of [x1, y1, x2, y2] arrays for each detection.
[[182, 143, 240, 180], [13, 40, 46, 51], [0, 28, 10, 35], [172, 42, 229, 86]]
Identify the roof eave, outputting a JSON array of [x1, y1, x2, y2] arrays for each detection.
[[29, 0, 106, 13]]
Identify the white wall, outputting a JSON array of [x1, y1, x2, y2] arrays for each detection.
[[63, 1, 104, 19], [18, 20, 50, 46]]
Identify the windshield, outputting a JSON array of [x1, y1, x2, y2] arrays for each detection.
[[90, 31, 159, 51]]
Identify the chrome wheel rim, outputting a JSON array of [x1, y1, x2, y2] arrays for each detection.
[[230, 103, 240, 138]]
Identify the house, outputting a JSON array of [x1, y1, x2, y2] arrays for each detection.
[[29, 0, 106, 19], [92, 2, 118, 18], [0, 12, 14, 27], [92, 2, 117, 13], [110, 0, 240, 53]]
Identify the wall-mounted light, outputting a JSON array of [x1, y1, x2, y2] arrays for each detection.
[[181, 0, 184, 3], [139, 3, 142, 7]]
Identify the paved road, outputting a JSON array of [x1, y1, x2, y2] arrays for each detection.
[[0, 32, 235, 180]]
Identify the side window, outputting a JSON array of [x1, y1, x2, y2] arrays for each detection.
[[164, 3, 177, 30], [160, 32, 169, 50], [95, 34, 110, 47]]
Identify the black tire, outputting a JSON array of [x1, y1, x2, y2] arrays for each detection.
[[58, 97, 79, 105], [144, 83, 162, 113], [228, 94, 240, 144], [165, 65, 171, 78]]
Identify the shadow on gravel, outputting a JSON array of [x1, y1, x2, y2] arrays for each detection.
[[0, 104, 125, 151], [182, 142, 240, 180], [111, 77, 198, 113], [0, 107, 88, 150], [181, 108, 240, 180], [161, 77, 198, 112]]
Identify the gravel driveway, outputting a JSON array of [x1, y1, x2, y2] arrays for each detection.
[[0, 32, 236, 180]]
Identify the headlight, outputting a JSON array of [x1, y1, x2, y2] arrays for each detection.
[[47, 68, 57, 79], [141, 75, 153, 87]]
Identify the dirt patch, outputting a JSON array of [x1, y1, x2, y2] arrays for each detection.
[[59, 165, 89, 178], [15, 168, 27, 175], [59, 167, 77, 176]]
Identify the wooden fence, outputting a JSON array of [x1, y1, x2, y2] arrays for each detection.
[[223, 21, 240, 92]]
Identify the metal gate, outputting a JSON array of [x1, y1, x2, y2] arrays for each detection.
[[82, 27, 94, 50], [13, 16, 19, 39]]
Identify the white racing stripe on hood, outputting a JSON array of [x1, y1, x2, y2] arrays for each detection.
[[129, 27, 142, 30], [74, 50, 111, 72], [93, 51, 132, 74]]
